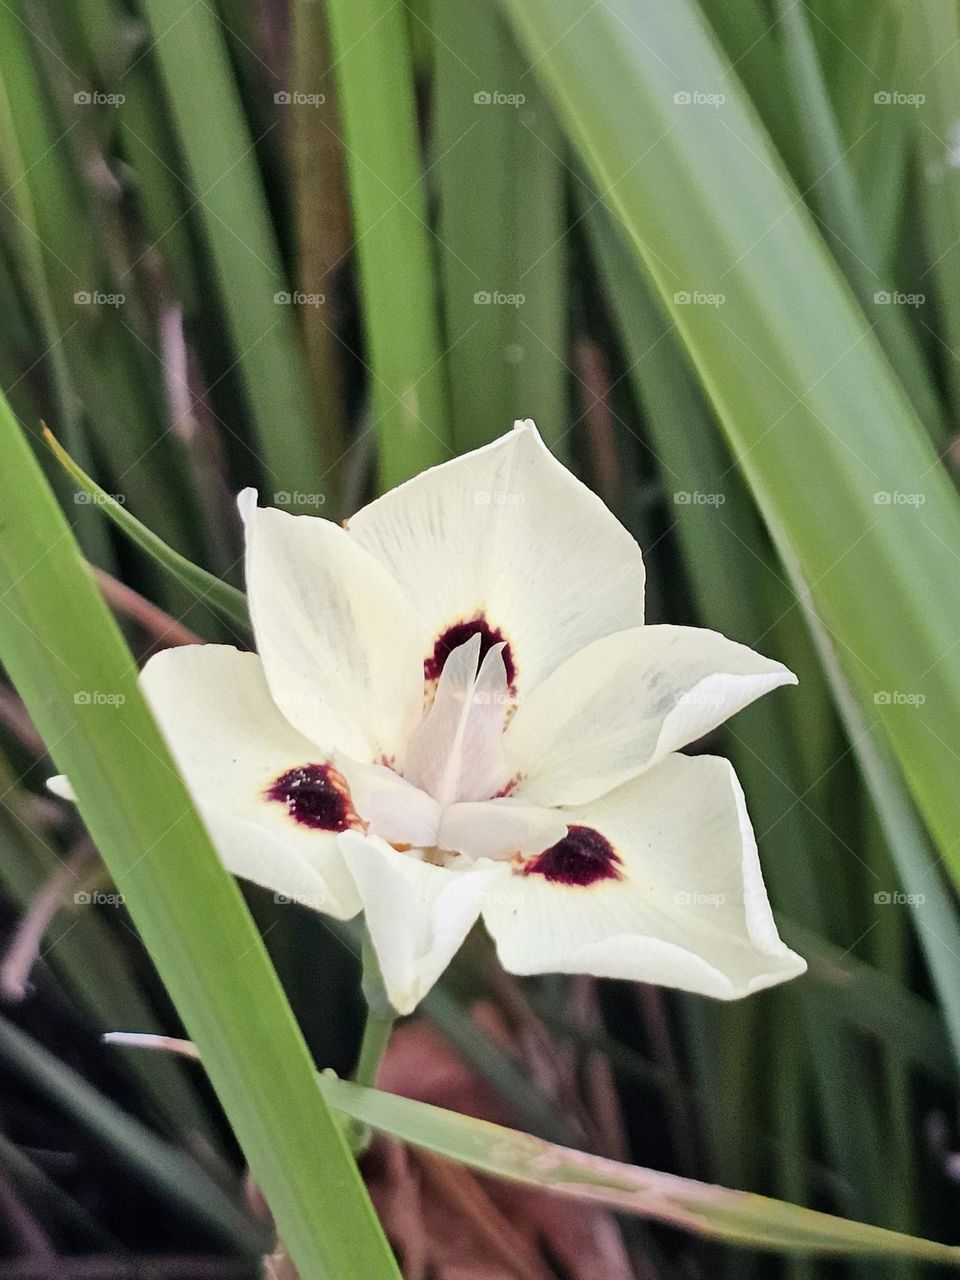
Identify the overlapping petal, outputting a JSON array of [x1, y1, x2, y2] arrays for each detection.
[[480, 753, 805, 998], [437, 799, 568, 862], [240, 490, 429, 763], [342, 832, 502, 1014], [138, 645, 360, 918], [346, 421, 646, 696], [505, 625, 796, 806], [334, 755, 441, 848]]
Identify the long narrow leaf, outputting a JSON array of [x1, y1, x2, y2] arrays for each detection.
[[137, 0, 331, 497], [43, 428, 249, 632], [324, 0, 451, 485], [0, 396, 399, 1280], [104, 1035, 960, 1267], [498, 0, 960, 892]]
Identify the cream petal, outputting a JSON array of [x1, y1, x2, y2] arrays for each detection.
[[341, 832, 502, 1014], [438, 799, 568, 862], [138, 644, 360, 918], [506, 625, 796, 806], [50, 757, 345, 911], [402, 636, 510, 805], [334, 755, 441, 848], [481, 753, 805, 998], [240, 490, 429, 763], [346, 421, 645, 697]]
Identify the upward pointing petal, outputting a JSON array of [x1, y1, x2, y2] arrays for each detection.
[[403, 636, 510, 804], [346, 421, 646, 698], [241, 493, 431, 763]]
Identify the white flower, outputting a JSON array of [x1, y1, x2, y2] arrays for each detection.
[[51, 421, 805, 1013]]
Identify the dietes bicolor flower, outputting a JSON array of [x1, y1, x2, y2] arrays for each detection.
[[51, 421, 805, 1013]]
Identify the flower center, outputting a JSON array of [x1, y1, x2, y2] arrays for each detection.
[[265, 763, 359, 831], [265, 642, 621, 882], [425, 614, 516, 689], [522, 824, 622, 886]]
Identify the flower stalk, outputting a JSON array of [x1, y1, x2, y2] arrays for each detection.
[[357, 931, 397, 1087], [348, 932, 397, 1152]]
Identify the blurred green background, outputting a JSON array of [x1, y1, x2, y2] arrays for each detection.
[[1, 0, 960, 1276]]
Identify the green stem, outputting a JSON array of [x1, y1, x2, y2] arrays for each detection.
[[349, 933, 397, 1153], [356, 932, 396, 1086], [354, 1010, 395, 1090]]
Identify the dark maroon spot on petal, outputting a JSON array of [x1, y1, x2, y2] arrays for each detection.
[[523, 824, 622, 887], [266, 763, 357, 831], [425, 614, 516, 687]]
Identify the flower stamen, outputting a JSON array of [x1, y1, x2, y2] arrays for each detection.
[[425, 614, 516, 690]]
